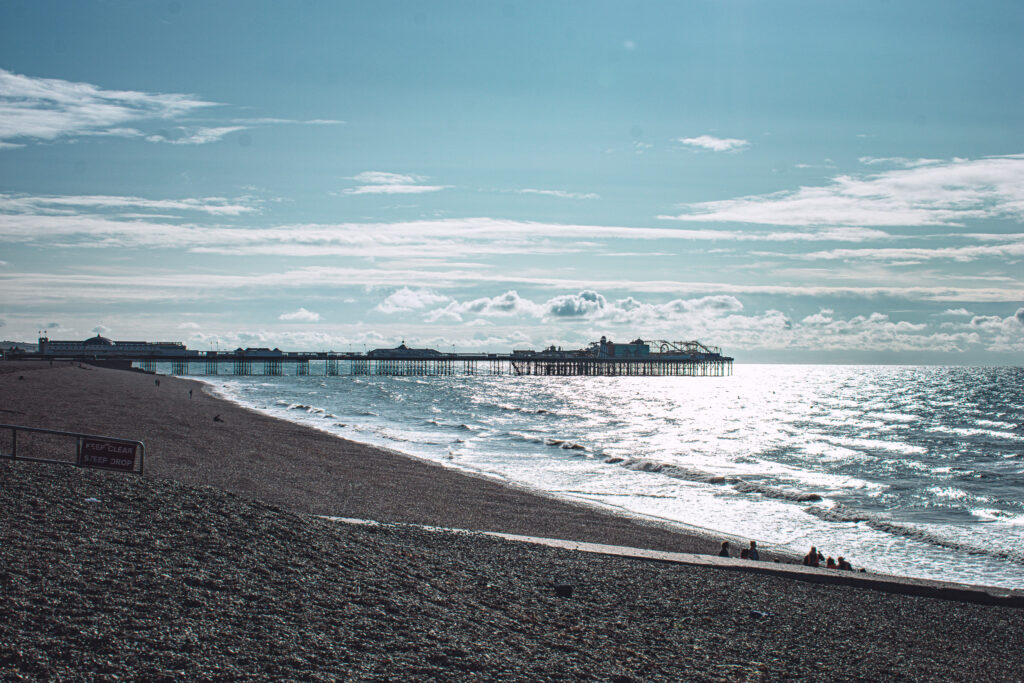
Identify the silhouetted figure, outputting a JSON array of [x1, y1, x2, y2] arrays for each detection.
[[803, 547, 820, 567], [837, 557, 853, 570], [718, 541, 730, 557], [740, 548, 750, 559], [213, 414, 223, 422], [189, 389, 193, 399], [826, 557, 837, 569], [748, 540, 760, 561], [155, 379, 160, 387]]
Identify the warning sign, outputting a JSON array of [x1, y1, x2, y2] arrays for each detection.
[[79, 439, 138, 472]]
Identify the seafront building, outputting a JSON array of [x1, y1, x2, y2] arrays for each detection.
[[36, 335, 187, 357]]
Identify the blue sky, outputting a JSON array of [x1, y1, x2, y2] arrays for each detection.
[[1, 0, 1022, 362]]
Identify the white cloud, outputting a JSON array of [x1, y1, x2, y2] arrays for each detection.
[[519, 189, 600, 200], [230, 117, 345, 126], [0, 203, 895, 256], [663, 154, 1024, 227], [423, 291, 745, 326], [146, 126, 246, 145], [676, 135, 750, 153], [426, 290, 545, 323], [0, 192, 259, 216], [0, 68, 216, 147], [3, 263, 1022, 306], [546, 290, 607, 318], [858, 157, 944, 168], [375, 287, 451, 314], [342, 171, 448, 195], [278, 307, 321, 322], [178, 322, 201, 329], [786, 241, 1024, 264]]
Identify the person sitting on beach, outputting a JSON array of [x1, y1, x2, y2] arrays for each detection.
[[740, 548, 749, 559], [837, 556, 853, 571], [803, 547, 820, 567], [826, 557, 837, 569], [748, 540, 759, 561], [719, 541, 730, 557]]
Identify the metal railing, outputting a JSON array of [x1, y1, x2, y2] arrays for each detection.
[[0, 423, 145, 475]]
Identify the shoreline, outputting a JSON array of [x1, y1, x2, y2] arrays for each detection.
[[0, 360, 752, 557], [194, 374, 780, 558]]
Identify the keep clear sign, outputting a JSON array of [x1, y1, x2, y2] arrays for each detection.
[[79, 439, 138, 472]]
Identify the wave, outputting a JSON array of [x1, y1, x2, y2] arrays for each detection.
[[805, 503, 1022, 562], [730, 480, 823, 503], [425, 419, 478, 432], [610, 457, 822, 502], [616, 458, 727, 485], [545, 438, 586, 451]]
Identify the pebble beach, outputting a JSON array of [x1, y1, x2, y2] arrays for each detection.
[[2, 361, 1023, 681]]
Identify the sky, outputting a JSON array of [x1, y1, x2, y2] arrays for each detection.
[[0, 0, 1022, 363]]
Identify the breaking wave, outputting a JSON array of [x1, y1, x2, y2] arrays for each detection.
[[805, 503, 1022, 562]]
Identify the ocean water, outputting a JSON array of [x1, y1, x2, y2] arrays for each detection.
[[190, 364, 1023, 589]]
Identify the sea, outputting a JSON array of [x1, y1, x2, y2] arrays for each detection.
[[184, 364, 1023, 589]]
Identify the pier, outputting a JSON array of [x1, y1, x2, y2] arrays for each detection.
[[18, 335, 734, 378]]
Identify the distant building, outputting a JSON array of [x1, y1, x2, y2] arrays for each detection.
[[37, 335, 187, 357], [232, 347, 284, 358], [368, 341, 444, 358], [587, 336, 651, 358]]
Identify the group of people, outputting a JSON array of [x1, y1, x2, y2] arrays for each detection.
[[718, 540, 759, 560], [802, 546, 854, 571], [717, 540, 856, 571]]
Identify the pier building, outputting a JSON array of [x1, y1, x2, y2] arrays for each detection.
[[19, 335, 733, 378]]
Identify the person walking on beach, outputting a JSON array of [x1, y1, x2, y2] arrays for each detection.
[[748, 540, 759, 561], [718, 541, 730, 557]]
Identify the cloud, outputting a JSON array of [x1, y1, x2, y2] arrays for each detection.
[[676, 135, 750, 152], [375, 287, 451, 314], [858, 157, 944, 168], [0, 201, 896, 258], [423, 291, 745, 325], [783, 241, 1024, 264], [342, 171, 448, 195], [230, 117, 345, 126], [4, 262, 1022, 307], [178, 322, 201, 329], [91, 325, 109, 335], [940, 308, 973, 317], [519, 189, 600, 200], [0, 68, 216, 147], [663, 155, 1024, 227], [546, 290, 607, 317], [278, 307, 321, 322], [425, 290, 545, 322], [0, 192, 259, 216], [1016, 308, 1024, 326], [146, 126, 246, 145]]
